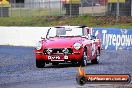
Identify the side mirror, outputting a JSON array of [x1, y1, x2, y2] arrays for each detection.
[[41, 35, 46, 40]]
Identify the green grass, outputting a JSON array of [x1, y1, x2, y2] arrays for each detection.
[[0, 16, 131, 28], [9, 8, 65, 17]]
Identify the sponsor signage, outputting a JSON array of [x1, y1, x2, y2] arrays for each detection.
[[93, 28, 132, 50], [62, 0, 80, 4], [108, 0, 125, 3], [76, 67, 131, 86]]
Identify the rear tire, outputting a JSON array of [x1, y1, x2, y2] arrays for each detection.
[[91, 50, 100, 64], [81, 48, 87, 66], [36, 60, 45, 68]]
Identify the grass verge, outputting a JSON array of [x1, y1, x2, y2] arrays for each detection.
[[0, 16, 131, 28]]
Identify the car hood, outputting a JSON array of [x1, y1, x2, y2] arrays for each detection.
[[44, 37, 85, 48]]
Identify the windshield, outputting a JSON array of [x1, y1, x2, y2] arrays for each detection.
[[48, 27, 84, 37]]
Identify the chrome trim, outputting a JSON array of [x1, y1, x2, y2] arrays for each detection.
[[74, 52, 80, 54], [36, 52, 43, 54]]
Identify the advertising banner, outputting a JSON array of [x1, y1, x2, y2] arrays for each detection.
[[108, 0, 125, 3], [93, 28, 132, 50], [63, 0, 80, 4]]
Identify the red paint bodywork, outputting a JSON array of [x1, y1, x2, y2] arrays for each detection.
[[34, 26, 102, 64]]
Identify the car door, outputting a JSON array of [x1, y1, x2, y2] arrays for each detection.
[[91, 39, 97, 59], [83, 27, 93, 60]]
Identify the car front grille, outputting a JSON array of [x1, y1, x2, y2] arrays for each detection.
[[43, 48, 73, 55]]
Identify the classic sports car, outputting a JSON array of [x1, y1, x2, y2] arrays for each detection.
[[34, 26, 101, 68]]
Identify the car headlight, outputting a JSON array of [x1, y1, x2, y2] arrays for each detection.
[[74, 43, 82, 50], [46, 48, 53, 55], [62, 48, 69, 54], [35, 42, 42, 50]]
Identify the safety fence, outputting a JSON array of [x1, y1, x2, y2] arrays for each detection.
[[0, 0, 131, 17], [1, 0, 107, 17]]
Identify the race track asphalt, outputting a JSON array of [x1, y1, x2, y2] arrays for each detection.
[[0, 46, 132, 88]]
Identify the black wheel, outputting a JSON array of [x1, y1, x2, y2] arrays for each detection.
[[36, 60, 45, 68], [52, 62, 59, 66], [91, 50, 100, 64], [71, 62, 76, 66], [72, 61, 81, 66], [81, 48, 87, 66]]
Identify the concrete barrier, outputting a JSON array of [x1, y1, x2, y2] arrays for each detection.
[[0, 27, 132, 50], [0, 27, 50, 46]]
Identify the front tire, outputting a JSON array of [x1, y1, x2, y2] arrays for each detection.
[[52, 62, 59, 66], [36, 60, 45, 68]]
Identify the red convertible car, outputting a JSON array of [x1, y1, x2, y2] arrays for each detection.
[[34, 26, 101, 68]]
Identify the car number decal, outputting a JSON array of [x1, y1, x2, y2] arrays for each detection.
[[92, 41, 95, 56], [48, 56, 66, 61]]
